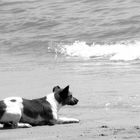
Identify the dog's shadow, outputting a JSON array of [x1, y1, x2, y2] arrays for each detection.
[[0, 123, 19, 130], [0, 125, 17, 130], [0, 126, 30, 130]]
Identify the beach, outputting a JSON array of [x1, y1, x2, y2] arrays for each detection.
[[1, 0, 140, 139]]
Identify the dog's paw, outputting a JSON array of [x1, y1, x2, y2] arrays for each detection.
[[57, 117, 80, 124], [24, 124, 32, 128], [17, 123, 32, 128], [71, 118, 80, 123]]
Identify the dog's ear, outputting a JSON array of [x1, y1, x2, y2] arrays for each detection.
[[63, 85, 69, 92], [59, 85, 69, 98], [53, 86, 61, 93]]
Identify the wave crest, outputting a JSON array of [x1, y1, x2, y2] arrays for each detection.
[[58, 41, 140, 61]]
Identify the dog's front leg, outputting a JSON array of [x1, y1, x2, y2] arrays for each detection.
[[3, 123, 32, 129], [17, 123, 32, 128], [57, 117, 80, 124]]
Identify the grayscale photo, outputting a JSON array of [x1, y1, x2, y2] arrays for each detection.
[[0, 0, 140, 139]]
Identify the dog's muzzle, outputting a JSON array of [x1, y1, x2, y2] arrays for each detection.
[[68, 97, 79, 105]]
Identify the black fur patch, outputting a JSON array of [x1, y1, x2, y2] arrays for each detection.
[[54, 86, 79, 106], [10, 99, 16, 102], [54, 86, 70, 105], [20, 97, 54, 125], [54, 91, 63, 104], [0, 100, 6, 120]]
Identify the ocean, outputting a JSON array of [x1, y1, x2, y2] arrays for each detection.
[[0, 0, 140, 127]]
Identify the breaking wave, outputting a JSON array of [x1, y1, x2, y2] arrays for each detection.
[[57, 41, 140, 61]]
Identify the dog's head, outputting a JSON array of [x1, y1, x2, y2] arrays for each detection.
[[53, 85, 79, 106]]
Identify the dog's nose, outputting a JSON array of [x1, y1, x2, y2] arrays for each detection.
[[74, 98, 79, 104]]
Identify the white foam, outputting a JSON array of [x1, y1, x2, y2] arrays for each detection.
[[59, 41, 140, 61]]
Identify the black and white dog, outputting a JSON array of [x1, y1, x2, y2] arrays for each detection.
[[0, 85, 79, 128]]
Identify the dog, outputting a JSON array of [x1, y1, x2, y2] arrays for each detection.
[[0, 85, 79, 128]]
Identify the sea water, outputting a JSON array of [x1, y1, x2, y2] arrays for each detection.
[[0, 0, 140, 122]]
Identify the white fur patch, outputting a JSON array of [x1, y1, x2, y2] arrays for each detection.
[[46, 93, 62, 120], [1, 97, 23, 123]]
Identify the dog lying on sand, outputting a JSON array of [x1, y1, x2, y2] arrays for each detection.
[[0, 85, 79, 128]]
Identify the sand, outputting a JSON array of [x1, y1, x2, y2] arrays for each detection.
[[0, 65, 140, 140], [0, 108, 140, 140]]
